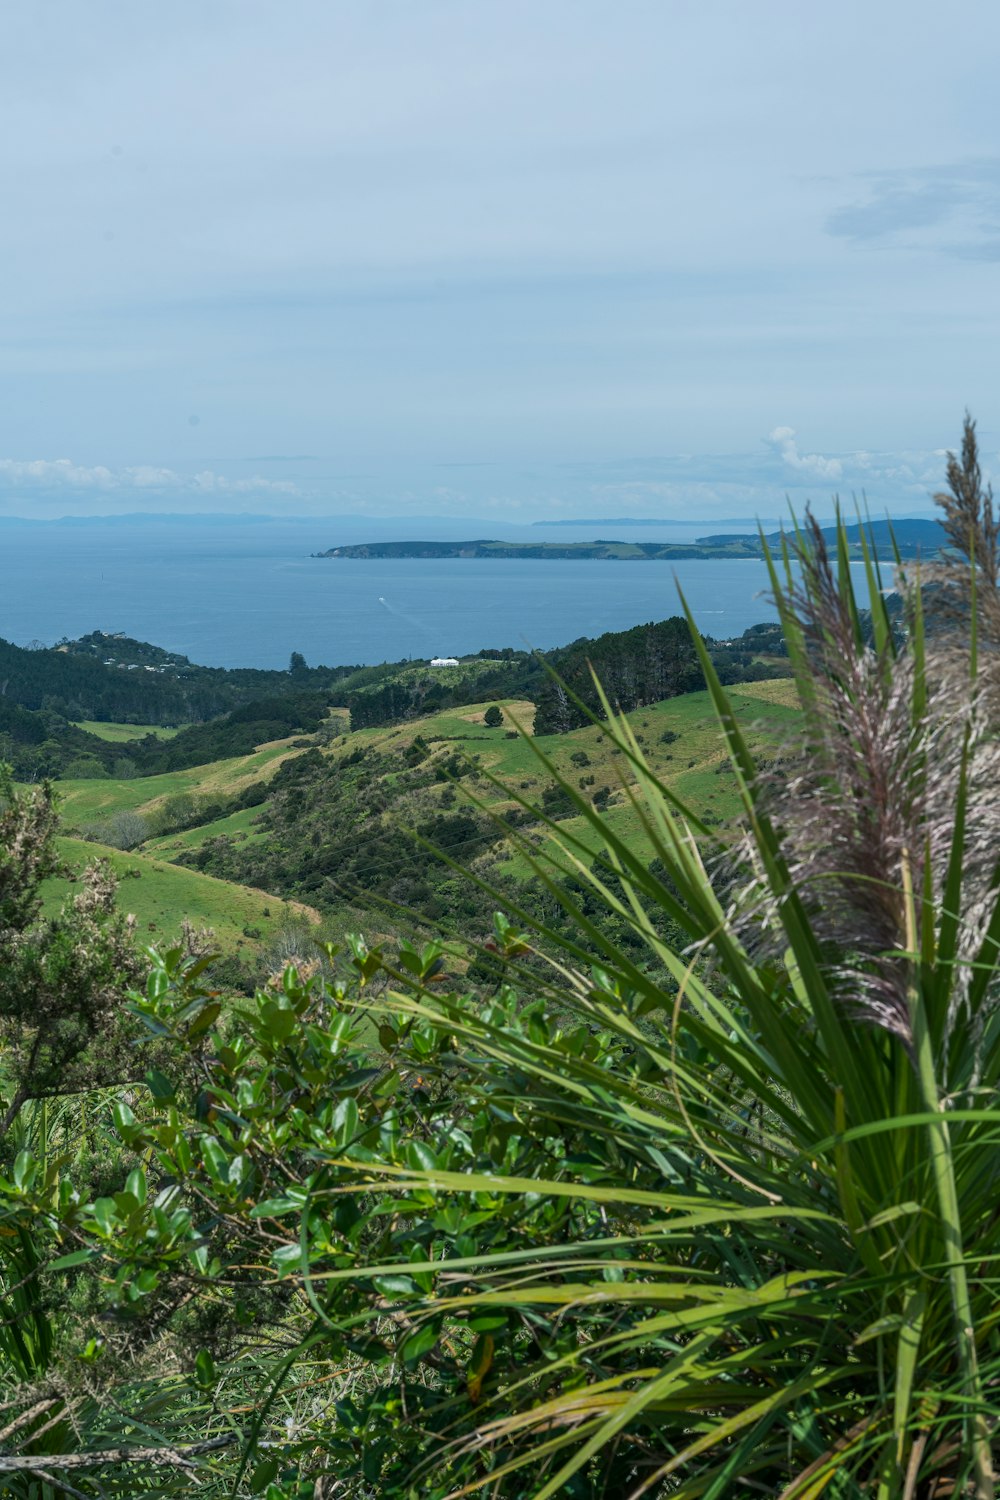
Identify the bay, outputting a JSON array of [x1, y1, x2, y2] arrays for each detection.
[[0, 520, 779, 669]]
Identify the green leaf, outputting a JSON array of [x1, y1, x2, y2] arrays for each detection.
[[92, 1197, 116, 1235], [405, 1141, 437, 1172], [49, 1249, 92, 1271], [145, 1068, 176, 1101], [12, 1150, 35, 1191], [125, 1168, 147, 1206], [201, 1137, 229, 1183], [373, 1274, 417, 1298], [271, 1243, 303, 1275], [400, 1317, 442, 1363], [249, 1458, 280, 1494], [332, 1096, 359, 1150], [251, 1197, 301, 1219]]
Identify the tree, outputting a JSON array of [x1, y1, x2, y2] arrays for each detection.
[[289, 650, 307, 673], [0, 770, 143, 1129], [483, 704, 503, 727], [88, 808, 149, 849]]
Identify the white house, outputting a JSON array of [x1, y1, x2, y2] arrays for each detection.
[[430, 657, 460, 668]]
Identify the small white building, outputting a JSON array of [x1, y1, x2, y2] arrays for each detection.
[[430, 657, 460, 668]]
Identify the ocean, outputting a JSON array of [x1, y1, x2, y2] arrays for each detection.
[[0, 519, 782, 669]]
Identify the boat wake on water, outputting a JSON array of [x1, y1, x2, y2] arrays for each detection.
[[376, 594, 441, 650]]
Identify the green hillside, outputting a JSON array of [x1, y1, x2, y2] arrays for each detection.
[[55, 738, 300, 828], [44, 680, 797, 951], [145, 803, 269, 857], [337, 679, 794, 810], [46, 836, 319, 955], [337, 680, 797, 874]]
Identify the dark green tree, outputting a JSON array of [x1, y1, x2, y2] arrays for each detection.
[[0, 770, 143, 1132]]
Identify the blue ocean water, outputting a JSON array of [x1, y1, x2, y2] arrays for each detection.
[[0, 520, 781, 669]]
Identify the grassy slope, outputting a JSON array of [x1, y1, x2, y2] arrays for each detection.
[[55, 739, 300, 827], [146, 804, 268, 857], [510, 680, 797, 873], [50, 682, 797, 940], [47, 837, 319, 953], [73, 721, 185, 742], [342, 658, 528, 700], [323, 681, 798, 875]]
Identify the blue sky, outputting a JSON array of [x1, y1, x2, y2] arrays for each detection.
[[1, 0, 999, 520]]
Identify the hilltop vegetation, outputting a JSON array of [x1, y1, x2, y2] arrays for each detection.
[[316, 536, 766, 559], [0, 612, 788, 780], [1, 606, 793, 979], [74, 719, 183, 742], [0, 630, 356, 723], [27, 668, 796, 991], [341, 616, 787, 729]]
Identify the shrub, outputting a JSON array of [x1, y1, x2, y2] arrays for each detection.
[[61, 755, 107, 779], [86, 808, 150, 850]]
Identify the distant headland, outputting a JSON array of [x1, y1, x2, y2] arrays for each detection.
[[313, 518, 943, 562]]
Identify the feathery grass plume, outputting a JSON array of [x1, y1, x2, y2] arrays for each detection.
[[742, 510, 1000, 1057], [935, 410, 1000, 592], [917, 412, 1000, 703]]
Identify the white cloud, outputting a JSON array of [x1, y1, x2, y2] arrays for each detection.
[[0, 458, 117, 488], [192, 469, 297, 495], [767, 427, 843, 481], [0, 457, 298, 496]]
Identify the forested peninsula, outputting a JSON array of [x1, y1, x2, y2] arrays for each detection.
[[314, 516, 943, 560]]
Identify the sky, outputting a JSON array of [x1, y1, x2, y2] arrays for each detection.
[[1, 0, 999, 521]]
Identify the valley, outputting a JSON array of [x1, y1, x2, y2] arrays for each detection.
[[43, 675, 797, 978]]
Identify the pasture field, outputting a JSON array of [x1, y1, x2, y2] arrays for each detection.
[[483, 681, 797, 874], [55, 740, 300, 828], [145, 803, 268, 856], [73, 720, 185, 742], [46, 836, 319, 953]]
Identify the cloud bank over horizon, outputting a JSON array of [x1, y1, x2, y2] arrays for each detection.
[[0, 425, 958, 523]]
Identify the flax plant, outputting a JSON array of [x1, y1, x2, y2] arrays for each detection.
[[356, 437, 1000, 1496]]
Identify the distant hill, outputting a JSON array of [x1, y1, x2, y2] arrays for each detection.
[[315, 518, 944, 563], [0, 630, 360, 729], [315, 538, 765, 560], [698, 518, 943, 553], [531, 516, 779, 528]]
